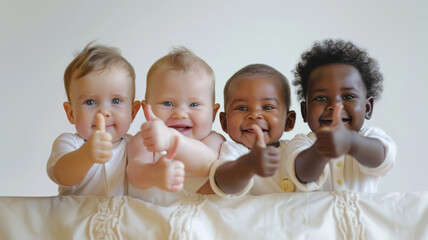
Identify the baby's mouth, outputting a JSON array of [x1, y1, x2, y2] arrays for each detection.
[[92, 124, 114, 129], [170, 125, 192, 132], [319, 118, 350, 126], [242, 127, 269, 134]]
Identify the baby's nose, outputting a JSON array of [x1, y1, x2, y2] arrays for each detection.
[[98, 107, 111, 118], [172, 109, 189, 119], [247, 110, 263, 120]]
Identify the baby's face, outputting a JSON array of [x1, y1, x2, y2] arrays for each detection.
[[64, 66, 139, 144], [222, 76, 289, 148], [301, 63, 373, 132], [145, 69, 217, 141]]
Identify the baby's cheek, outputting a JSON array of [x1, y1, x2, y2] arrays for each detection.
[[270, 117, 282, 128], [75, 124, 92, 141]]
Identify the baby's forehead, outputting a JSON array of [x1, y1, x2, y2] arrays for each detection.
[[147, 67, 216, 100], [228, 75, 283, 93], [307, 64, 364, 88], [227, 76, 287, 100]]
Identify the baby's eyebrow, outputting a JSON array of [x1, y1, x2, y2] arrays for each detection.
[[78, 94, 94, 101], [111, 93, 128, 100], [229, 98, 247, 104], [310, 88, 328, 94], [340, 87, 358, 92], [230, 97, 280, 105], [262, 97, 280, 103]]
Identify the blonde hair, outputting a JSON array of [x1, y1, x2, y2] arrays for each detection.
[[146, 47, 215, 102], [64, 42, 136, 102]]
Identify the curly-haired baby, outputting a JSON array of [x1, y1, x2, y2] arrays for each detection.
[[286, 39, 397, 192]]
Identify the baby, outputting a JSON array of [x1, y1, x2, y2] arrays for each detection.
[[286, 39, 397, 192], [127, 47, 225, 204], [47, 43, 140, 196], [209, 64, 297, 197]]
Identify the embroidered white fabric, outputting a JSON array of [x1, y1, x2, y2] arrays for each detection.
[[1, 192, 427, 239]]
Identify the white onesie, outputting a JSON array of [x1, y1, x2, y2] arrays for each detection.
[[47, 133, 131, 197], [285, 127, 397, 192]]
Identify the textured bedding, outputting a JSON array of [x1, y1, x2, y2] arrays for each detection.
[[0, 192, 427, 239]]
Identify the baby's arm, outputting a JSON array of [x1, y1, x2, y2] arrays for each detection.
[[53, 114, 112, 186], [201, 131, 226, 158], [295, 105, 385, 183], [141, 104, 218, 177], [195, 131, 226, 194], [127, 132, 185, 192], [214, 125, 280, 194]]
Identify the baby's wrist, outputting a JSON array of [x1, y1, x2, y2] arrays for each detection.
[[167, 128, 179, 152], [238, 153, 257, 176], [79, 142, 96, 164], [347, 130, 358, 155]]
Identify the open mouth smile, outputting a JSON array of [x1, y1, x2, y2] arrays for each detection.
[[170, 125, 192, 132], [319, 118, 350, 126], [242, 127, 269, 134]]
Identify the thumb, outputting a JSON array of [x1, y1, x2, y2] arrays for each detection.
[[331, 104, 344, 127], [96, 113, 105, 132], [143, 103, 158, 121], [165, 135, 179, 159], [252, 124, 266, 148]]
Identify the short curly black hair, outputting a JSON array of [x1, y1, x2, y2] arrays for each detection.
[[293, 39, 383, 102]]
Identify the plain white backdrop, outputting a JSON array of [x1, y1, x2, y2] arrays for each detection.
[[1, 0, 427, 196]]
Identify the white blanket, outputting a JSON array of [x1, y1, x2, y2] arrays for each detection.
[[1, 192, 427, 239]]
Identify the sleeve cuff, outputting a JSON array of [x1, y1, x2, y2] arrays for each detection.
[[286, 147, 329, 192], [209, 159, 254, 198]]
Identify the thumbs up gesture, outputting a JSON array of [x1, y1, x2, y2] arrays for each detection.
[[246, 124, 280, 177], [140, 104, 174, 153], [154, 135, 185, 192], [88, 113, 113, 163], [315, 104, 352, 158]]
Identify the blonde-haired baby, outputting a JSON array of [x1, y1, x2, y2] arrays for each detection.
[[47, 43, 140, 196], [127, 47, 225, 205]]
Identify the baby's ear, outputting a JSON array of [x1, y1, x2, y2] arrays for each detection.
[[219, 112, 227, 133], [63, 102, 75, 124], [300, 101, 308, 122], [284, 110, 296, 132], [212, 103, 220, 122], [131, 100, 141, 121], [365, 97, 374, 120], [141, 100, 147, 109]]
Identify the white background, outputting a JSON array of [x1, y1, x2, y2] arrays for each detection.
[[1, 0, 427, 196]]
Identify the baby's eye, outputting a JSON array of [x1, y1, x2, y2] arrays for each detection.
[[263, 105, 274, 110], [163, 101, 173, 107], [236, 106, 248, 111], [315, 96, 327, 101], [85, 99, 96, 106], [343, 95, 355, 100], [112, 98, 121, 104], [190, 102, 199, 107]]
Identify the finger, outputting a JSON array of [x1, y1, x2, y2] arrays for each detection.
[[166, 135, 179, 159], [94, 150, 111, 162], [331, 104, 344, 127], [143, 104, 158, 121], [169, 180, 184, 192], [252, 124, 266, 148], [96, 113, 106, 132], [266, 146, 279, 154], [173, 161, 185, 171]]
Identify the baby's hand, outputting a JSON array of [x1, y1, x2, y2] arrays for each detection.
[[247, 124, 280, 177], [141, 104, 174, 153], [315, 104, 353, 158], [153, 135, 185, 192], [87, 113, 113, 163]]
